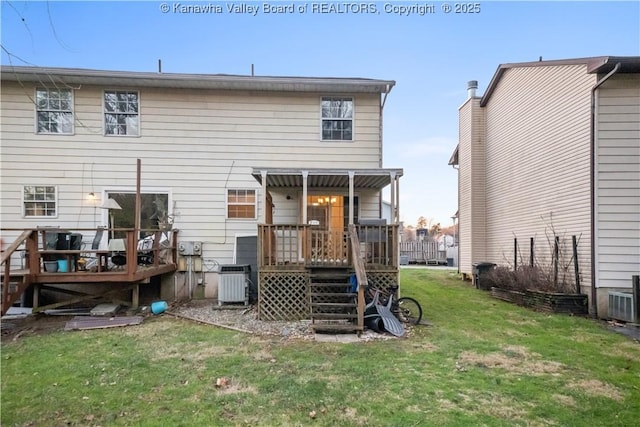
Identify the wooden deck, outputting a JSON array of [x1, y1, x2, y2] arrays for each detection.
[[1, 228, 179, 315]]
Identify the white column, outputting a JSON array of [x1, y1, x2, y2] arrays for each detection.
[[348, 171, 355, 225], [389, 171, 396, 224], [302, 170, 308, 224], [260, 170, 267, 223], [395, 173, 400, 224]]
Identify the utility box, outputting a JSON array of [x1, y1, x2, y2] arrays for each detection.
[[218, 264, 250, 305], [178, 241, 202, 256]]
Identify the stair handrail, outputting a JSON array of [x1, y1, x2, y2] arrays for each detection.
[[0, 229, 33, 265], [348, 224, 367, 332], [1, 229, 37, 316]]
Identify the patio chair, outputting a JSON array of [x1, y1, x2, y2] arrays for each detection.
[[82, 227, 109, 271]]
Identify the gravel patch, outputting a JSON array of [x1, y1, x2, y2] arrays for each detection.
[[168, 300, 316, 340], [167, 300, 399, 341]]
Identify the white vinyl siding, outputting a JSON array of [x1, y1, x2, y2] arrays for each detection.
[[482, 65, 596, 291], [0, 82, 383, 264], [595, 74, 640, 291]]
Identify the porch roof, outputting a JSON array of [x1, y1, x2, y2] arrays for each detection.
[[251, 168, 403, 189]]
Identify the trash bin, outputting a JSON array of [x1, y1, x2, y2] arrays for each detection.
[[472, 262, 497, 290]]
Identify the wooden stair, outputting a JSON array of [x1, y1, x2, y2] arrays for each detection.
[[309, 269, 360, 333], [2, 230, 37, 316], [1, 269, 32, 316]]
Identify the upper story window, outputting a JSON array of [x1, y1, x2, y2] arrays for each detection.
[[227, 189, 256, 219], [36, 89, 73, 134], [104, 91, 139, 136], [23, 185, 57, 217], [321, 97, 353, 141]]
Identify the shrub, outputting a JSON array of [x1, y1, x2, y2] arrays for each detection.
[[485, 265, 574, 293]]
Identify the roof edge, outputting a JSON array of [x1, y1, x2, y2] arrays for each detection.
[[479, 56, 640, 106], [0, 65, 396, 93]]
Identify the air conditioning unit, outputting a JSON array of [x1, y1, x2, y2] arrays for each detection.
[[218, 264, 250, 305], [608, 292, 635, 322]]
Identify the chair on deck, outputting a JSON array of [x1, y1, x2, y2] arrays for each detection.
[[82, 227, 109, 271]]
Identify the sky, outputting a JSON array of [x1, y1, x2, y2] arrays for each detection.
[[2, 0, 639, 227]]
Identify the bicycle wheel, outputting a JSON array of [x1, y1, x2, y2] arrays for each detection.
[[396, 297, 422, 325]]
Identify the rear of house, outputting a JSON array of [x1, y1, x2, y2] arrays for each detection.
[[451, 56, 640, 318], [1, 66, 402, 317]]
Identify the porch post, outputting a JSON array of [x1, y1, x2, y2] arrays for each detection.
[[389, 171, 397, 224], [348, 171, 355, 225], [260, 170, 268, 223], [395, 172, 400, 224], [302, 170, 308, 224]]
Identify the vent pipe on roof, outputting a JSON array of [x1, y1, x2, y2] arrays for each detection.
[[467, 80, 478, 99], [158, 59, 162, 73]]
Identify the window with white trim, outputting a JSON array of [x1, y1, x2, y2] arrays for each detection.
[[23, 186, 57, 217], [36, 89, 73, 134], [321, 97, 353, 141], [104, 90, 139, 136], [227, 189, 256, 219]]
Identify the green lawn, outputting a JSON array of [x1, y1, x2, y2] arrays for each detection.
[[2, 269, 639, 426]]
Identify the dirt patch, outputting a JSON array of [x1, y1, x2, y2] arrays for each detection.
[[566, 379, 624, 401], [457, 345, 564, 376], [1, 314, 72, 343]]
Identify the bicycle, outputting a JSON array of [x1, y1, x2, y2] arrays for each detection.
[[364, 284, 423, 326]]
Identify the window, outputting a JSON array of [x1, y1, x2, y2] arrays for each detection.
[[104, 91, 139, 136], [321, 97, 353, 141], [23, 186, 57, 217], [107, 192, 169, 239], [36, 89, 73, 134], [227, 189, 256, 219]]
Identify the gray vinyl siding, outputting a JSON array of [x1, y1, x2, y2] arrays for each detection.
[[0, 82, 383, 264], [458, 97, 486, 275], [595, 74, 640, 290], [483, 65, 596, 291]]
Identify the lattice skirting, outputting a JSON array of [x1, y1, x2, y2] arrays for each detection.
[[366, 271, 399, 297], [258, 271, 310, 320]]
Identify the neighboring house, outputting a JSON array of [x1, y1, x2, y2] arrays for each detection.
[[0, 66, 402, 327], [449, 56, 640, 318]]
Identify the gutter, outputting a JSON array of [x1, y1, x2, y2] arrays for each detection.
[[379, 85, 392, 215], [589, 62, 621, 318]]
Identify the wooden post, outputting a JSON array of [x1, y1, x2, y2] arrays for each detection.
[[135, 159, 141, 232], [132, 283, 139, 309], [553, 236, 559, 288], [530, 237, 534, 267], [632, 275, 640, 324], [572, 235, 580, 294]]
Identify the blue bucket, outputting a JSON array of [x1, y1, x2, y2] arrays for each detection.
[[151, 301, 168, 315], [57, 259, 69, 273]]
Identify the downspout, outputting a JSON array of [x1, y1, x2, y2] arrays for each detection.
[[380, 85, 392, 217], [380, 86, 390, 168], [590, 62, 621, 318]]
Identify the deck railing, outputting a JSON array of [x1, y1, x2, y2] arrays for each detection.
[[1, 227, 178, 279], [258, 224, 399, 269]]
